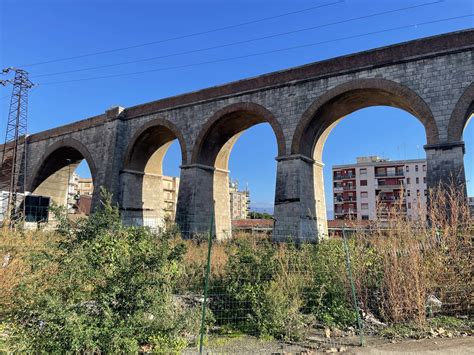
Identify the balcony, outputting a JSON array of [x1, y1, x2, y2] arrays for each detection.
[[378, 195, 403, 201], [334, 174, 355, 180], [335, 209, 358, 215], [377, 183, 404, 190], [375, 171, 404, 178], [378, 199, 405, 205], [333, 186, 343, 192], [343, 185, 356, 191], [334, 197, 356, 203], [375, 184, 400, 191]]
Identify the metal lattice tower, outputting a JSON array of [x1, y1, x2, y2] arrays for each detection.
[[0, 68, 34, 228]]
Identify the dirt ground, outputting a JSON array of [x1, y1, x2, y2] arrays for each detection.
[[349, 336, 473, 354], [185, 335, 473, 354]]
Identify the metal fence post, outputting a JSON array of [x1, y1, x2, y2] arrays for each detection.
[[199, 204, 214, 354], [342, 227, 365, 346]]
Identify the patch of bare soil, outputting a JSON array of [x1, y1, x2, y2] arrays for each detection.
[[184, 335, 472, 354], [348, 336, 473, 354]]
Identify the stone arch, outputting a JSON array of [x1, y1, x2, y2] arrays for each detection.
[[123, 117, 187, 171], [292, 78, 438, 158], [192, 102, 285, 167], [187, 102, 283, 239], [120, 117, 186, 227], [27, 138, 97, 214], [448, 83, 474, 142], [29, 137, 97, 194], [281, 79, 436, 240]]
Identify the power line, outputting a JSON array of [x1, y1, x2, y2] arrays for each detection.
[[19, 0, 344, 68], [32, 0, 444, 79], [38, 15, 474, 86], [0, 86, 37, 101]]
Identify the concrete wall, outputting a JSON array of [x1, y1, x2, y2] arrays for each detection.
[[17, 30, 474, 242]]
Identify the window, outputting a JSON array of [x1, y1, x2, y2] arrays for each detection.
[[360, 180, 367, 186], [407, 177, 411, 184], [424, 190, 428, 196], [423, 177, 426, 183], [423, 164, 426, 172], [417, 189, 420, 196], [407, 190, 411, 197], [416, 177, 419, 184], [361, 203, 368, 210], [415, 165, 419, 172], [406, 166, 409, 172], [408, 202, 412, 209], [362, 215, 369, 220], [361, 191, 368, 198], [360, 168, 367, 175]]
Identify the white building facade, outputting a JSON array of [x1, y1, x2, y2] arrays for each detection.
[[333, 156, 427, 221], [229, 180, 250, 220], [162, 176, 180, 220]]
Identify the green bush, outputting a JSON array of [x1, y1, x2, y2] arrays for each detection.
[[210, 238, 354, 340], [304, 240, 358, 328], [5, 189, 200, 353], [256, 277, 312, 340], [210, 238, 277, 335]]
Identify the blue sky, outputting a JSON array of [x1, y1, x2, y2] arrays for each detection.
[[1, 0, 473, 214]]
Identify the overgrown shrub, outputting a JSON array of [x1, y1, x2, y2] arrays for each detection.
[[3, 189, 200, 353], [207, 237, 356, 340]]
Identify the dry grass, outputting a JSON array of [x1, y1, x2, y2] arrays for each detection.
[[353, 181, 472, 324], [0, 229, 61, 314]]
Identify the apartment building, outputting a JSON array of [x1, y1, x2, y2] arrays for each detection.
[[162, 176, 180, 220], [229, 180, 250, 220], [77, 178, 93, 196], [67, 173, 92, 196], [333, 156, 427, 221]]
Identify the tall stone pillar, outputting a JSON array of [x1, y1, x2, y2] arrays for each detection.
[[119, 169, 165, 228], [273, 155, 327, 243], [176, 164, 215, 237], [93, 106, 127, 209], [424, 141, 466, 191]]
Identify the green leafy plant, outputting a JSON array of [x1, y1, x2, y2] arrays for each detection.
[[5, 189, 200, 353]]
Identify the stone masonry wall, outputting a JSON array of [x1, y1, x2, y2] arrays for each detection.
[[21, 30, 474, 241]]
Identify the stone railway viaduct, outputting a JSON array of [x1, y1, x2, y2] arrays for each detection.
[[2, 30, 473, 240]]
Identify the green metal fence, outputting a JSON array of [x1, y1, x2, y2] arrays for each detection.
[[184, 220, 366, 354], [179, 213, 472, 354]]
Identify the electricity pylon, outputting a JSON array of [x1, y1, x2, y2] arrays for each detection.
[[0, 68, 34, 228]]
